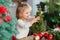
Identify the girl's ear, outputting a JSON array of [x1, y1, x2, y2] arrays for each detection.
[[19, 12, 23, 18]]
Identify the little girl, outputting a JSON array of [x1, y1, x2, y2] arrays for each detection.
[[16, 2, 40, 39]]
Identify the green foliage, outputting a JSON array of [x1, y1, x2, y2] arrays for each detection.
[[30, 8, 46, 33], [55, 2, 60, 6], [45, 1, 55, 13], [55, 2, 60, 11], [44, 1, 60, 28]]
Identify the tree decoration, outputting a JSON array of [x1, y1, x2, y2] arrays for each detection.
[[30, 3, 46, 33], [33, 32, 53, 40], [0, 6, 11, 22]]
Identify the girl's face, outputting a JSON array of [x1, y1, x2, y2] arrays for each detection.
[[19, 8, 31, 20]]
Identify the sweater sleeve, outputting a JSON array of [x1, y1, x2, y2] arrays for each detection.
[[17, 20, 32, 28]]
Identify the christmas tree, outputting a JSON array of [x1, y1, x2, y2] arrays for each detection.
[[0, 0, 18, 40], [44, 1, 60, 29], [48, 2, 60, 40], [44, 1, 60, 40], [30, 4, 46, 33]]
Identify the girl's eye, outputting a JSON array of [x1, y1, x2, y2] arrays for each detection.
[[26, 12, 28, 14]]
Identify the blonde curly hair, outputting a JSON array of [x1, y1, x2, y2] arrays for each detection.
[[16, 2, 32, 19]]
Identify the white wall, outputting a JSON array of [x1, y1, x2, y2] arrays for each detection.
[[10, 3, 18, 16], [27, 0, 49, 16], [11, 0, 49, 16]]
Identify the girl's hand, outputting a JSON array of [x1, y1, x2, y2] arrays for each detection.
[[30, 16, 40, 24], [0, 18, 3, 23]]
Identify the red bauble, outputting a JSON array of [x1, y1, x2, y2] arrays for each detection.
[[38, 33, 43, 38], [4, 16, 11, 22], [6, 16, 11, 21], [4, 19, 9, 22], [43, 32, 48, 38], [33, 33, 39, 36], [0, 6, 11, 22], [12, 35, 16, 40], [34, 33, 43, 38], [48, 34, 53, 40], [33, 33, 40, 40], [0, 6, 7, 14], [33, 33, 53, 40]]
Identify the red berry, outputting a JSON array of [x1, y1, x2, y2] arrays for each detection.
[[6, 16, 11, 21], [12, 35, 16, 40]]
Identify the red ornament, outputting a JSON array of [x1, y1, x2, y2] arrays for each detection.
[[34, 32, 53, 40], [33, 33, 40, 40], [12, 35, 16, 40], [0, 6, 11, 22], [48, 34, 53, 40], [0, 6, 8, 14], [34, 33, 39, 36], [43, 32, 48, 38], [4, 16, 11, 22], [34, 33, 43, 38], [38, 33, 43, 38]]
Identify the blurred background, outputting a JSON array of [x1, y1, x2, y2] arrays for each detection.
[[12, 0, 49, 16]]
